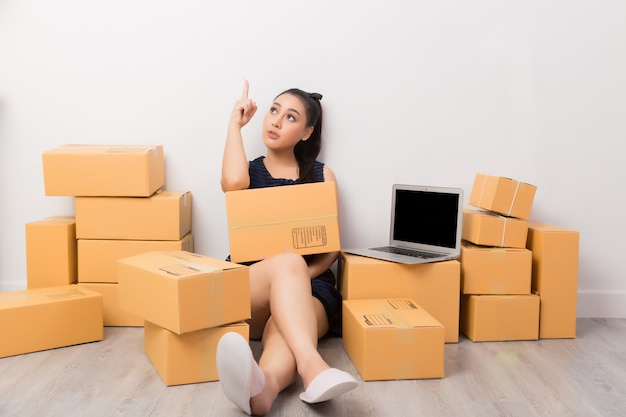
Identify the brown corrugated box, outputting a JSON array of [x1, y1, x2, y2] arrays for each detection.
[[226, 182, 340, 263], [42, 144, 165, 197]]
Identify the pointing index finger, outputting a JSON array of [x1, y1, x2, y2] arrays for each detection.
[[242, 80, 249, 100]]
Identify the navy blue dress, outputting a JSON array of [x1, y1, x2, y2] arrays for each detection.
[[246, 156, 342, 336]]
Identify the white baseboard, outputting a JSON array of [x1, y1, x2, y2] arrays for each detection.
[[577, 290, 626, 318], [2, 280, 625, 318]]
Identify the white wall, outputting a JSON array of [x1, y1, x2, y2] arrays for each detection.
[[1, 1, 625, 317]]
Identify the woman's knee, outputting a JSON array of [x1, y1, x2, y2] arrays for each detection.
[[270, 251, 308, 276]]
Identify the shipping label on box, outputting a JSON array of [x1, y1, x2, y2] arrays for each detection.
[[226, 182, 340, 263], [78, 234, 194, 283], [462, 209, 528, 248], [42, 144, 165, 197], [460, 294, 540, 342], [527, 222, 579, 339], [342, 298, 445, 381], [469, 173, 537, 220], [25, 216, 77, 289], [118, 251, 250, 334], [460, 241, 532, 294], [0, 285, 103, 358], [75, 190, 192, 240], [340, 253, 460, 343], [144, 320, 249, 386]]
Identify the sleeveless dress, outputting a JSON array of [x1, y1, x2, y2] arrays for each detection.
[[246, 156, 343, 336]]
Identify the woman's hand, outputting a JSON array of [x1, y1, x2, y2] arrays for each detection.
[[230, 80, 257, 128]]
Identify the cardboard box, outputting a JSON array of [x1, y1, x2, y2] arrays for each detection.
[[118, 251, 250, 334], [342, 298, 445, 381], [460, 294, 540, 342], [25, 216, 78, 289], [75, 190, 192, 240], [226, 182, 340, 263], [340, 253, 460, 343], [78, 234, 194, 283], [0, 285, 103, 358], [526, 223, 579, 339], [469, 173, 537, 220], [77, 283, 144, 327], [42, 144, 165, 197], [462, 209, 528, 249], [144, 320, 249, 386], [460, 241, 532, 294]]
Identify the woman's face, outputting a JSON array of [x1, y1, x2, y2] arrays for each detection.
[[262, 93, 313, 152]]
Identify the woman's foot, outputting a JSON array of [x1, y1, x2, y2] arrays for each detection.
[[299, 368, 359, 404], [216, 332, 266, 415]]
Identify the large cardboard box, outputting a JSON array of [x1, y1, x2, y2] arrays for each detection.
[[460, 241, 532, 295], [77, 283, 144, 327], [75, 190, 192, 240], [462, 209, 528, 249], [42, 144, 165, 197], [460, 294, 540, 342], [342, 298, 445, 381], [526, 223, 579, 339], [118, 251, 250, 334], [340, 253, 460, 343], [469, 173, 537, 220], [78, 234, 194, 283], [0, 285, 103, 358], [25, 216, 78, 289], [144, 320, 249, 386], [226, 182, 340, 263]]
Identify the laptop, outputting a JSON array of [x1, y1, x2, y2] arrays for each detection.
[[343, 184, 464, 264]]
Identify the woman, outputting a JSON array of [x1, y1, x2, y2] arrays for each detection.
[[216, 81, 358, 416]]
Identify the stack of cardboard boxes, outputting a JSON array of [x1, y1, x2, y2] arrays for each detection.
[[340, 254, 454, 380], [117, 250, 251, 386], [460, 173, 579, 341], [38, 144, 194, 327], [460, 173, 538, 341]]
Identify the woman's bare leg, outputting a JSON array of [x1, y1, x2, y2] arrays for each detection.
[[248, 252, 330, 386], [250, 300, 329, 415]]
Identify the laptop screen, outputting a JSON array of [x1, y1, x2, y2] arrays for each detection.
[[392, 188, 460, 249]]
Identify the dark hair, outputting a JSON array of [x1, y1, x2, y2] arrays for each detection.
[[275, 88, 323, 183]]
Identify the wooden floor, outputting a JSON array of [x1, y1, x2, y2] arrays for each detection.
[[1, 318, 625, 417]]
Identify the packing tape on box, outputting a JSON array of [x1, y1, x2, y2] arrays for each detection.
[[476, 175, 488, 207], [206, 272, 226, 324], [507, 180, 521, 217], [395, 361, 415, 380], [498, 215, 508, 247]]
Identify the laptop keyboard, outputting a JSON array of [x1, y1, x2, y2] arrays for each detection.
[[370, 246, 442, 259]]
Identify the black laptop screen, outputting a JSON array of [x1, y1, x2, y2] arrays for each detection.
[[392, 189, 460, 248]]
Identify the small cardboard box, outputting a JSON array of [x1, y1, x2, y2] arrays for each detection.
[[78, 234, 194, 283], [118, 251, 250, 334], [75, 190, 192, 240], [462, 209, 528, 249], [77, 283, 144, 327], [526, 223, 579, 339], [469, 173, 537, 220], [460, 241, 532, 295], [460, 294, 540, 342], [226, 182, 340, 263], [342, 298, 445, 381], [144, 320, 249, 386], [0, 285, 103, 358], [42, 144, 165, 197], [25, 216, 78, 289], [340, 253, 460, 343]]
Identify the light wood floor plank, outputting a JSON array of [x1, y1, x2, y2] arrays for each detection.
[[1, 319, 625, 417]]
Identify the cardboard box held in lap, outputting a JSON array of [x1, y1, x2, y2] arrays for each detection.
[[226, 182, 341, 263]]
